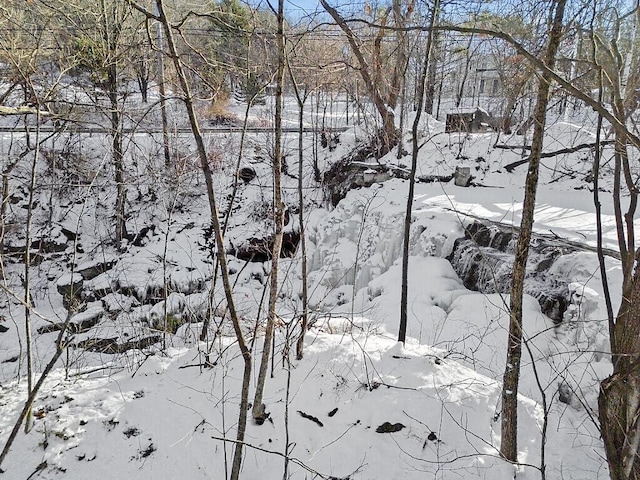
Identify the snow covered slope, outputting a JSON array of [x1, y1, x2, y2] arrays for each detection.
[[0, 105, 634, 479]]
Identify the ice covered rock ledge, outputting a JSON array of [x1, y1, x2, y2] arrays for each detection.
[[305, 178, 617, 354], [305, 178, 464, 309]]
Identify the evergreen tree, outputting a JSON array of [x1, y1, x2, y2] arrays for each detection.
[[234, 71, 267, 105]]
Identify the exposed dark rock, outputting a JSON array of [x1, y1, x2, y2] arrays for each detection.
[[3, 227, 70, 256], [328, 408, 338, 417], [60, 227, 78, 241], [75, 337, 119, 354], [102, 281, 170, 305], [454, 166, 473, 187], [447, 221, 581, 323], [134, 443, 156, 460], [376, 422, 405, 433], [73, 335, 161, 354], [127, 225, 156, 247], [322, 132, 399, 206], [445, 108, 512, 134], [234, 231, 300, 263], [283, 206, 291, 227], [362, 381, 381, 391], [281, 231, 299, 257], [536, 292, 567, 323], [464, 222, 514, 250], [558, 382, 574, 405], [323, 157, 393, 207], [76, 259, 116, 280], [2, 243, 62, 264], [416, 173, 454, 183], [83, 282, 115, 303], [37, 238, 70, 253], [120, 335, 162, 352], [238, 165, 256, 183], [37, 311, 102, 335], [57, 274, 84, 310], [0, 324, 8, 333], [104, 418, 119, 431], [324, 144, 460, 206], [320, 131, 340, 151], [9, 192, 23, 204], [123, 427, 141, 438]]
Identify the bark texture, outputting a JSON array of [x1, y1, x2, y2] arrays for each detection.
[[146, 2, 253, 479], [252, 0, 286, 424], [599, 136, 640, 480], [319, 0, 405, 154], [597, 6, 640, 476], [499, 0, 566, 462], [399, 0, 438, 343]]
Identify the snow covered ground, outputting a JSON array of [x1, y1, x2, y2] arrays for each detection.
[[0, 96, 633, 479]]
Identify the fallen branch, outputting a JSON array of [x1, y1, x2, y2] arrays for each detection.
[[438, 205, 622, 260], [0, 334, 68, 471], [0, 105, 50, 116], [208, 435, 343, 479], [502, 140, 616, 172], [298, 410, 324, 427]]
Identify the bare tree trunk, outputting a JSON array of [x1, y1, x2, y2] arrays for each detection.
[[0, 158, 88, 470], [589, 5, 640, 477], [399, 0, 439, 343], [252, 0, 285, 424], [282, 322, 293, 480], [295, 96, 309, 360], [591, 79, 615, 351], [0, 170, 7, 261], [599, 128, 640, 480], [389, 0, 414, 111], [0, 310, 72, 471], [109, 76, 127, 248], [599, 261, 640, 480], [100, 0, 128, 249], [153, 0, 171, 166], [320, 0, 399, 154], [200, 40, 267, 344], [424, 19, 440, 115], [397, 77, 406, 159], [135, 57, 150, 103], [134, 2, 252, 478], [286, 64, 310, 360], [593, 1, 640, 480], [455, 34, 475, 108], [610, 135, 636, 326], [22, 112, 42, 434], [500, 0, 566, 462]]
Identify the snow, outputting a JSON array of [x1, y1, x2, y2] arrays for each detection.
[[0, 94, 634, 479], [0, 335, 593, 479], [56, 273, 83, 288]]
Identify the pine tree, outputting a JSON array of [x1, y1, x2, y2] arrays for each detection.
[[234, 72, 267, 105]]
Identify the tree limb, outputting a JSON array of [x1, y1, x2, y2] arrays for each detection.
[[330, 14, 640, 149], [0, 105, 50, 116], [500, 140, 616, 171]]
